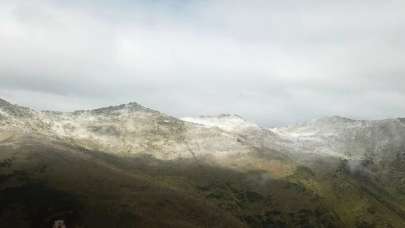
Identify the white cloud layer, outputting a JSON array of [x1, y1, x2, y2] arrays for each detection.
[[0, 0, 404, 126]]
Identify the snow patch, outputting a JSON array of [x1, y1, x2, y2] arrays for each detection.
[[181, 114, 259, 132]]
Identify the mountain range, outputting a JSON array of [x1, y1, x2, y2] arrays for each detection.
[[0, 98, 404, 228]]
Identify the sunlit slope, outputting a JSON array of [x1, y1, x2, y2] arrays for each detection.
[[1, 98, 405, 227]]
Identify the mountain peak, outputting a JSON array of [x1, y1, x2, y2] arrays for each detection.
[[126, 101, 141, 107], [72, 101, 155, 116]]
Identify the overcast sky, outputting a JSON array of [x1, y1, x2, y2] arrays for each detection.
[[0, 0, 404, 126]]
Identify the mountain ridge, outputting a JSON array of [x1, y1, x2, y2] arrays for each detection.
[[1, 97, 403, 129], [1, 97, 405, 227]]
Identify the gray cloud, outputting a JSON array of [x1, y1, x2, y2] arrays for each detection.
[[0, 0, 404, 126]]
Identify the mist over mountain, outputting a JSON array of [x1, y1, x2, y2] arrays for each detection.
[[0, 98, 404, 227]]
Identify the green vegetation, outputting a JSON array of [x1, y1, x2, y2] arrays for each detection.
[[0, 134, 404, 227]]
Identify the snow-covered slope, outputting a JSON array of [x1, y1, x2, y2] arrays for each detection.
[[0, 100, 257, 163], [181, 114, 259, 132], [2, 97, 404, 164], [270, 116, 405, 160], [182, 114, 286, 151]]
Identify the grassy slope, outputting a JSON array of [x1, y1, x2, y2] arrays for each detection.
[[0, 135, 243, 228], [0, 134, 404, 227], [288, 159, 405, 228]]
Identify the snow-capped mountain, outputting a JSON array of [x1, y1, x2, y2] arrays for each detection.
[[1, 99, 257, 163], [181, 114, 405, 162], [270, 116, 405, 161], [181, 114, 288, 153], [1, 98, 405, 227], [2, 97, 404, 164]]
